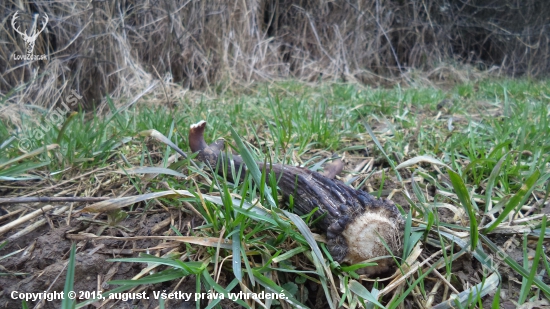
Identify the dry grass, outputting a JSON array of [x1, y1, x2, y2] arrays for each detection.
[[1, 79, 549, 308], [1, 0, 549, 125]]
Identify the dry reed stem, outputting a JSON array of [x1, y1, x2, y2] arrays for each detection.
[[0, 204, 55, 236], [7, 205, 69, 241]]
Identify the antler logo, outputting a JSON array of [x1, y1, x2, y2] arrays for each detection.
[[11, 11, 48, 61]]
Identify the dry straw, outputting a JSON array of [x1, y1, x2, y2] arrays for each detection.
[[1, 0, 549, 122]]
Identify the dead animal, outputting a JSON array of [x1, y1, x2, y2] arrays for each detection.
[[189, 120, 404, 275]]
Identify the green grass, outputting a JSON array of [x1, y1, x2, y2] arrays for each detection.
[[1, 78, 550, 308]]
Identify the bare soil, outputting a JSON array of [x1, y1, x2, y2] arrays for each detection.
[[0, 207, 202, 309]]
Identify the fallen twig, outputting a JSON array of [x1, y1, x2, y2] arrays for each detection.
[[0, 196, 110, 205]]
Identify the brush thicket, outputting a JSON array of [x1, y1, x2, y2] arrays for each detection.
[[1, 0, 548, 124]]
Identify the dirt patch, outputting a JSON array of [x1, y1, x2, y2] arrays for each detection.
[[361, 170, 415, 210], [0, 207, 200, 309]]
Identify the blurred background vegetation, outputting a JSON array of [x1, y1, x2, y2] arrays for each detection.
[[1, 0, 549, 114]]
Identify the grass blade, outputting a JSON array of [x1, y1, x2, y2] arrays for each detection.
[[484, 151, 512, 212], [447, 169, 478, 250], [396, 155, 451, 170], [362, 120, 402, 182], [272, 246, 308, 263], [108, 269, 189, 286], [480, 234, 550, 296], [349, 280, 384, 308], [201, 270, 250, 307], [432, 272, 499, 309], [203, 278, 241, 309], [518, 215, 547, 304], [230, 127, 277, 208], [61, 243, 76, 309], [282, 210, 328, 277], [283, 209, 336, 308], [402, 209, 412, 261], [251, 269, 309, 309], [484, 169, 540, 233], [232, 225, 243, 282], [388, 262, 438, 309]]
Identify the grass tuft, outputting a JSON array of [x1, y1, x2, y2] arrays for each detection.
[[1, 78, 549, 308]]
